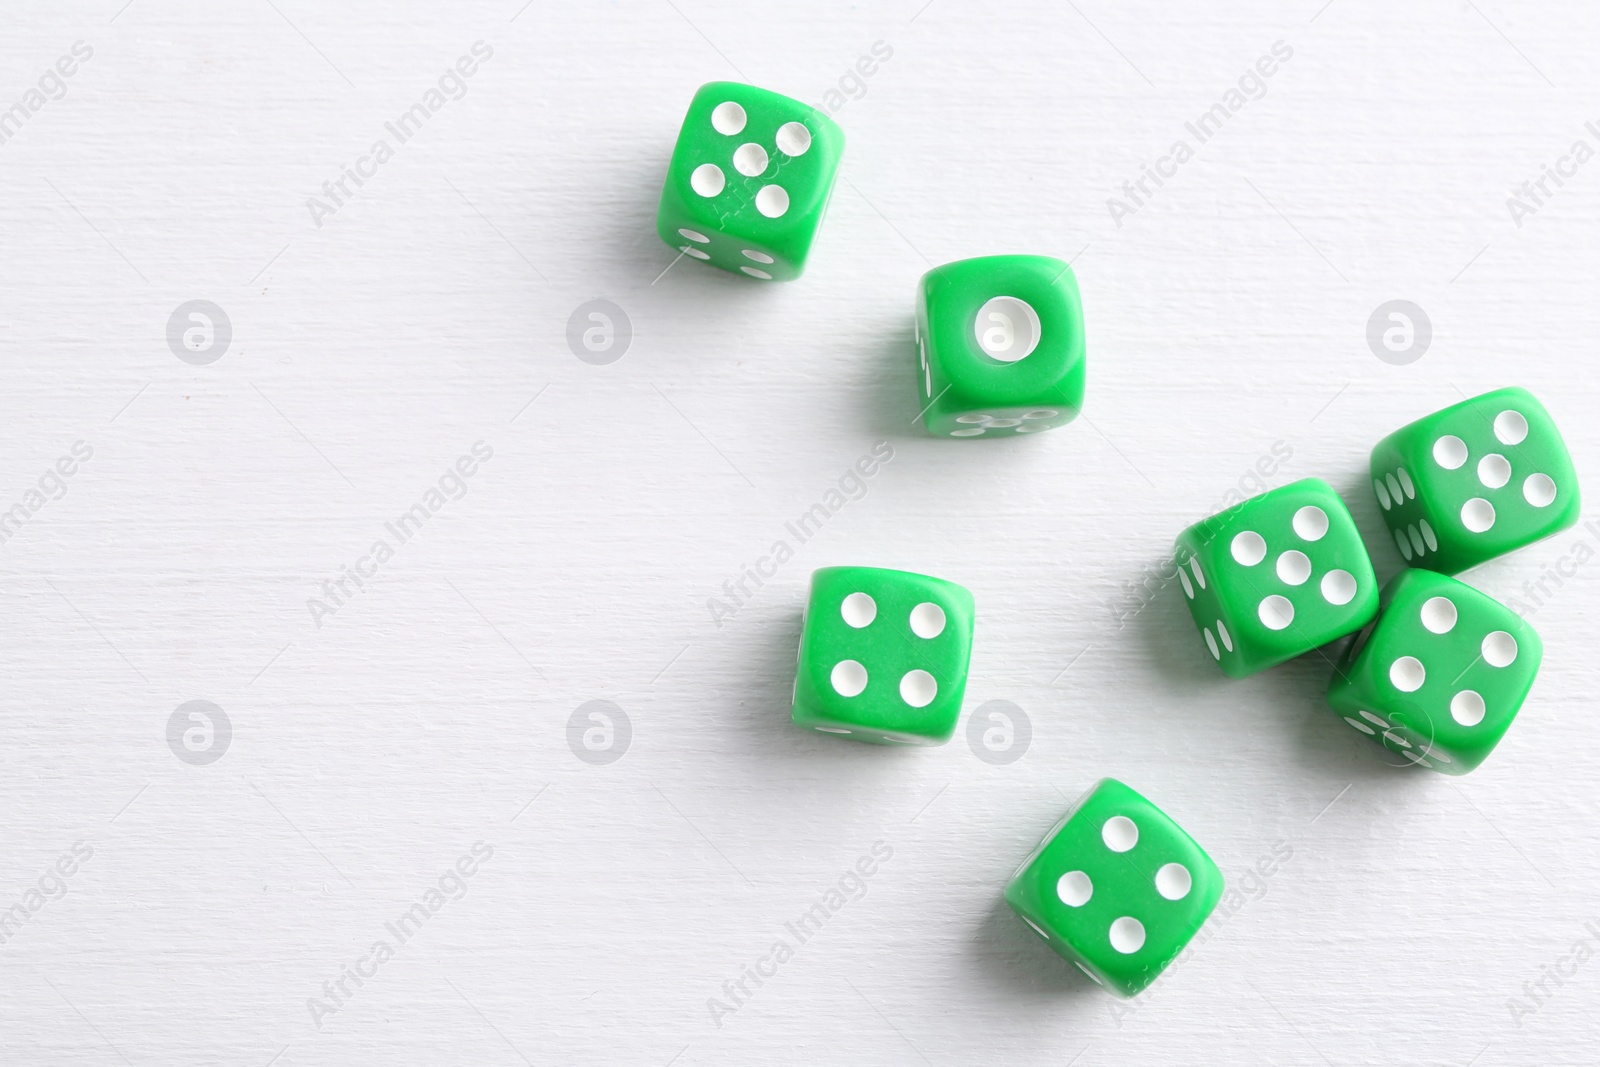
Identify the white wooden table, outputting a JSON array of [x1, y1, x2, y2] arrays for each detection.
[[1, 1, 1596, 1063]]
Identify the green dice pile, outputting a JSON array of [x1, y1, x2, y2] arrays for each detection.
[[654, 81, 1582, 998], [1176, 386, 1576, 774]]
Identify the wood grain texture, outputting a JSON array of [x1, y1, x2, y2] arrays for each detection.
[[0, 0, 1596, 1063]]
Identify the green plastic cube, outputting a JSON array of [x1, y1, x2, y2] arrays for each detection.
[[791, 566, 974, 745], [914, 255, 1086, 438], [1370, 386, 1580, 574], [655, 82, 844, 282], [1004, 778, 1223, 997], [1327, 569, 1542, 775], [1175, 477, 1378, 678]]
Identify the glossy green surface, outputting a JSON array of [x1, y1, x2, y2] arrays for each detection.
[[1370, 386, 1580, 574], [791, 566, 974, 745], [1004, 778, 1223, 997], [1327, 569, 1542, 775], [914, 255, 1086, 438], [1174, 477, 1378, 678], [655, 82, 844, 282]]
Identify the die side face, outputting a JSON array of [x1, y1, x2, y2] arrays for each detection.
[[1175, 478, 1378, 678], [916, 256, 1086, 438], [1003, 779, 1223, 997], [1372, 387, 1579, 574], [791, 566, 974, 745], [1328, 570, 1541, 774], [656, 82, 844, 281]]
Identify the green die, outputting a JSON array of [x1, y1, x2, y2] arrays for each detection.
[[914, 255, 1086, 438], [1175, 477, 1378, 678], [1327, 569, 1542, 775], [791, 566, 974, 745], [655, 82, 844, 282], [1370, 386, 1580, 574], [1004, 778, 1223, 997]]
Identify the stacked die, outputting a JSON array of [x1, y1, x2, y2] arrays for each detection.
[[1175, 386, 1578, 775]]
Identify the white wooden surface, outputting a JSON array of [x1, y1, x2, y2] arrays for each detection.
[[1, 0, 1597, 1063]]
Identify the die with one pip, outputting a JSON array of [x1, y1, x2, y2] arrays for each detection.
[[915, 255, 1086, 438]]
